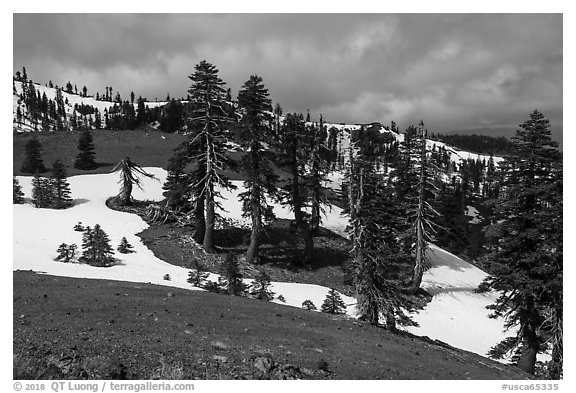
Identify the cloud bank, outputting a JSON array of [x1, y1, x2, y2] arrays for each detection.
[[13, 13, 563, 141]]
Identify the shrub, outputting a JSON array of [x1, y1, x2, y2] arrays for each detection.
[[55, 243, 77, 263], [302, 299, 317, 310], [187, 259, 209, 288], [73, 222, 85, 232], [250, 270, 275, 301], [220, 252, 247, 296], [317, 358, 329, 372], [117, 237, 135, 254]]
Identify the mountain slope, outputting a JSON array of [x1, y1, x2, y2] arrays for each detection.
[[14, 168, 514, 361]]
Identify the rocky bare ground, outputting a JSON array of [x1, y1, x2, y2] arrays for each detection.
[[13, 271, 529, 380]]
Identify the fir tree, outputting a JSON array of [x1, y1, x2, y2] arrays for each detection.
[[187, 259, 209, 288], [136, 96, 147, 125], [159, 99, 184, 133], [347, 132, 417, 329], [31, 173, 52, 208], [162, 142, 194, 213], [80, 224, 115, 267], [117, 237, 134, 254], [55, 243, 77, 263], [73, 222, 85, 231], [219, 252, 246, 296], [237, 75, 278, 263], [50, 159, 72, 209], [250, 270, 274, 301], [13, 177, 25, 204], [480, 110, 562, 377], [302, 300, 317, 310], [74, 130, 98, 170], [278, 113, 330, 265], [21, 137, 47, 174], [320, 289, 346, 314], [395, 122, 441, 294], [187, 60, 236, 253], [111, 156, 158, 206]]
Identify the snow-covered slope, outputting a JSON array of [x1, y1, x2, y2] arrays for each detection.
[[13, 168, 514, 359], [13, 170, 356, 314], [405, 245, 510, 357], [13, 81, 168, 133]]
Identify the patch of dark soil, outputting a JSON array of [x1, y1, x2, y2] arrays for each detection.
[[134, 212, 355, 296]]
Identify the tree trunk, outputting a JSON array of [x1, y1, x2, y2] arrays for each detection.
[[203, 183, 216, 253], [246, 206, 260, 263], [120, 180, 132, 206], [194, 194, 205, 244], [408, 125, 427, 294], [516, 335, 538, 375], [302, 228, 314, 265], [386, 306, 397, 332]]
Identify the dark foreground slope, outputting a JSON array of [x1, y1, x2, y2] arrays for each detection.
[[13, 271, 528, 380]]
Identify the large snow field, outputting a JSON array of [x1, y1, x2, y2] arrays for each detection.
[[405, 245, 511, 357], [13, 169, 356, 313], [14, 168, 514, 359]]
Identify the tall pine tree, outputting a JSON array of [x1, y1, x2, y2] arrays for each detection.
[[479, 110, 562, 377], [74, 130, 98, 170], [50, 159, 73, 209], [21, 136, 47, 174], [237, 75, 278, 263], [187, 60, 236, 253]]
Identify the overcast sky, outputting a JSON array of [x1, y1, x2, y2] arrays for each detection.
[[13, 13, 563, 142]]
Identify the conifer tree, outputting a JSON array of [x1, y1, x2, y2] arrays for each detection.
[[21, 137, 47, 174], [164, 138, 207, 243], [302, 300, 317, 310], [55, 243, 77, 263], [187, 60, 236, 253], [347, 131, 417, 329], [278, 113, 330, 264], [117, 237, 134, 254], [136, 96, 147, 125], [237, 75, 278, 263], [74, 130, 98, 170], [162, 145, 193, 212], [31, 173, 52, 208], [397, 122, 441, 294], [320, 289, 346, 314], [219, 252, 246, 296], [50, 159, 72, 209], [112, 156, 157, 206], [480, 110, 562, 377], [13, 177, 25, 204], [80, 224, 115, 267], [187, 259, 210, 288], [250, 270, 275, 301]]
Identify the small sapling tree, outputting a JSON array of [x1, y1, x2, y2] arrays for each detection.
[[321, 289, 347, 314], [55, 243, 77, 263], [250, 269, 275, 301], [117, 237, 134, 254]]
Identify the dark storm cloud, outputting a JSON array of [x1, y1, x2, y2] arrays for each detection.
[[13, 13, 562, 141]]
